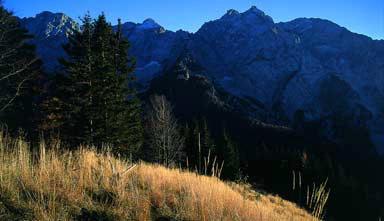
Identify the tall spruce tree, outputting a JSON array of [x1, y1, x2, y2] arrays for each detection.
[[41, 14, 143, 156], [41, 14, 94, 145], [108, 18, 143, 155]]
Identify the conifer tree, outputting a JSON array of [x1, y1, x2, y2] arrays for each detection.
[[41, 14, 94, 145], [218, 129, 240, 179], [41, 14, 143, 155], [0, 5, 42, 135], [109, 19, 143, 155]]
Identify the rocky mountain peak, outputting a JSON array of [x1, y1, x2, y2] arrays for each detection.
[[138, 18, 162, 30], [21, 11, 77, 38], [223, 9, 240, 18], [19, 11, 78, 71], [221, 6, 273, 24], [35, 11, 58, 18], [242, 5, 274, 24], [201, 5, 275, 36], [246, 6, 266, 15]]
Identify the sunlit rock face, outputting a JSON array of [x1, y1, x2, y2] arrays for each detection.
[[21, 6, 384, 152], [20, 11, 78, 72]]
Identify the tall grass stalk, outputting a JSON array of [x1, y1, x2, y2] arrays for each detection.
[[292, 170, 330, 220]]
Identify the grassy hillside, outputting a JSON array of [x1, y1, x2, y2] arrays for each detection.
[[0, 133, 316, 221]]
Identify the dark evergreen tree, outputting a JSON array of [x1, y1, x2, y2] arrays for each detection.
[[109, 19, 143, 156], [40, 14, 94, 145], [41, 14, 143, 156], [0, 5, 42, 136], [218, 129, 240, 179]]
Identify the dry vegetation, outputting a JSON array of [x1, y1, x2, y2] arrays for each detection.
[[0, 132, 316, 221]]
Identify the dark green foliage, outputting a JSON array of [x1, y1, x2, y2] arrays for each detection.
[[40, 14, 96, 145], [217, 129, 240, 179], [0, 5, 42, 136], [109, 20, 143, 155], [41, 14, 143, 156]]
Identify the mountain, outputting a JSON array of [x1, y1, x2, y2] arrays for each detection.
[[118, 19, 189, 83], [19, 7, 384, 153], [187, 6, 383, 153], [20, 11, 78, 71]]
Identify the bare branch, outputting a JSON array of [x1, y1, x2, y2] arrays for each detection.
[[147, 95, 184, 167], [0, 7, 39, 112], [0, 74, 29, 112], [0, 58, 38, 82]]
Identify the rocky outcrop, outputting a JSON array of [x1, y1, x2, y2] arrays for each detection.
[[119, 19, 189, 84]]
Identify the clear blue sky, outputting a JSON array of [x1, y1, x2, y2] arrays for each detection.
[[4, 0, 384, 39]]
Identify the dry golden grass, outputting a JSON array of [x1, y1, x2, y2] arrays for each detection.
[[0, 132, 317, 221]]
